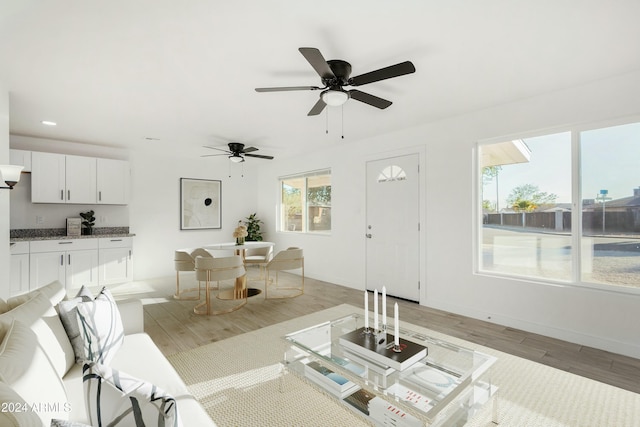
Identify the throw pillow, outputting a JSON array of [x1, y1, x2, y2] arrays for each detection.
[[58, 286, 95, 363], [0, 320, 69, 425], [0, 291, 75, 376], [83, 362, 182, 427], [76, 287, 124, 364]]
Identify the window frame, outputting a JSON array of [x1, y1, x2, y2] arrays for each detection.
[[278, 168, 332, 235], [474, 115, 640, 295]]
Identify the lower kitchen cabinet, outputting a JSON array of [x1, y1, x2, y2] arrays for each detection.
[[19, 236, 133, 296], [10, 242, 30, 296], [98, 237, 133, 286], [29, 239, 99, 293]]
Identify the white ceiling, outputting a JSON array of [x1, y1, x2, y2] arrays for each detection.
[[1, 1, 640, 161]]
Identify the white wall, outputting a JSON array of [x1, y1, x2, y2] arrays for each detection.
[[256, 70, 640, 358], [128, 149, 260, 280], [0, 86, 9, 298]]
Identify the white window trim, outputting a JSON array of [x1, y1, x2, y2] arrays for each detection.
[[474, 115, 640, 295]]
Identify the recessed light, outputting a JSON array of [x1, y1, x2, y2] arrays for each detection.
[[41, 120, 57, 126]]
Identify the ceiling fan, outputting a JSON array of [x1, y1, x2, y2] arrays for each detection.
[[202, 142, 274, 163], [255, 47, 416, 116]]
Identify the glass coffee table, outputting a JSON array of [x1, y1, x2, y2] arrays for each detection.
[[283, 313, 498, 426]]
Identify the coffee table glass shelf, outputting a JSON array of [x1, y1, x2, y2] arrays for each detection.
[[283, 313, 498, 426]]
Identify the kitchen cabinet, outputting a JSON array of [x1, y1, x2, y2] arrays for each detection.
[[9, 149, 32, 172], [97, 158, 129, 205], [29, 239, 99, 292], [31, 152, 96, 204], [98, 237, 133, 285], [10, 242, 30, 297]]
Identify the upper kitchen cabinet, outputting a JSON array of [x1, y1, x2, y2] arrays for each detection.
[[31, 152, 96, 204], [97, 158, 129, 205]]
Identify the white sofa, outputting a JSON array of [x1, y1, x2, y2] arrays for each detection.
[[0, 281, 216, 427]]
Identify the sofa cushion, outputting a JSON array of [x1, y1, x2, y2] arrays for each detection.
[[0, 298, 9, 314], [0, 292, 75, 376], [58, 286, 95, 363], [83, 362, 182, 427], [0, 320, 69, 424], [76, 287, 124, 365], [7, 280, 67, 310]]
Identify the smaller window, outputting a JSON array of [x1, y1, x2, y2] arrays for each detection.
[[280, 169, 331, 233], [378, 165, 407, 183]]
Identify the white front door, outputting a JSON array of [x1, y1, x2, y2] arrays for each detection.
[[366, 154, 420, 301]]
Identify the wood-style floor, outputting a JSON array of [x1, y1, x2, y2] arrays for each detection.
[[112, 270, 640, 395]]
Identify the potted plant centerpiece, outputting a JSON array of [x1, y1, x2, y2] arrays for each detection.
[[233, 221, 248, 245]]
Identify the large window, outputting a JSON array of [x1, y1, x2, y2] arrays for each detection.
[[280, 169, 331, 233], [478, 121, 640, 290]]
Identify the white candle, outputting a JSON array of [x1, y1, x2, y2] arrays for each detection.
[[364, 291, 369, 330], [382, 286, 387, 327], [394, 303, 400, 347], [373, 288, 378, 331]]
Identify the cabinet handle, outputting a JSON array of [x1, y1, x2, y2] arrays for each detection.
[[60, 190, 64, 200], [68, 190, 70, 200], [99, 191, 102, 201], [129, 250, 132, 260], [68, 254, 71, 264], [60, 254, 64, 266], [58, 241, 73, 245], [110, 239, 123, 242]]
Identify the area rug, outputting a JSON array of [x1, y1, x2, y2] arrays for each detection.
[[167, 304, 640, 426]]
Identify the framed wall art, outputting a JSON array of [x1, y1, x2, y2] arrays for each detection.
[[180, 178, 222, 230]]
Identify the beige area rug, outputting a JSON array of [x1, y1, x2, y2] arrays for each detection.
[[167, 304, 640, 427]]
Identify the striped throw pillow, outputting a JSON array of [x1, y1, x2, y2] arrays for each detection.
[[76, 287, 124, 365], [83, 362, 182, 427]]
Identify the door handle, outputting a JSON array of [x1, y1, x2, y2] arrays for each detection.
[[366, 234, 372, 238]]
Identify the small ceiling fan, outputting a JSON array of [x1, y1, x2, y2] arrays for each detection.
[[202, 142, 274, 163], [255, 47, 415, 116]]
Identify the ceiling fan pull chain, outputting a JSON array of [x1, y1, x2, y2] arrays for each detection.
[[341, 105, 344, 139], [325, 107, 329, 135]]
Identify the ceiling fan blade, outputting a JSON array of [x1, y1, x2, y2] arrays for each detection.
[[349, 90, 392, 109], [201, 154, 229, 157], [307, 98, 327, 116], [203, 146, 231, 153], [255, 86, 321, 92], [350, 61, 416, 86], [245, 153, 274, 160], [299, 47, 335, 80], [242, 147, 259, 153]]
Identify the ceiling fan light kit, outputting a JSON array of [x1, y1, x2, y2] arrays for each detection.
[[229, 154, 244, 163], [321, 88, 349, 106], [255, 47, 415, 116]]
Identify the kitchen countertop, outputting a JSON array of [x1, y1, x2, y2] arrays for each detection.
[[9, 227, 134, 243], [10, 233, 135, 242]]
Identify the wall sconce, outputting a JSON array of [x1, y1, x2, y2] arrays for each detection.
[[0, 165, 24, 190]]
